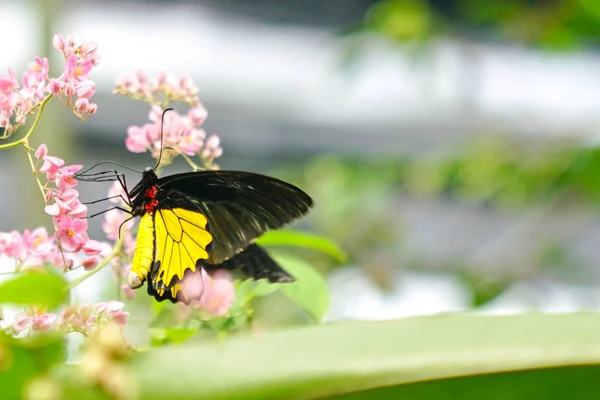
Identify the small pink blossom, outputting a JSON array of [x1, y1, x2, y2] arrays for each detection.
[[52, 34, 67, 53], [26, 57, 50, 80], [194, 269, 235, 316], [125, 125, 151, 153], [64, 54, 92, 82], [95, 301, 129, 326], [180, 269, 235, 316], [34, 143, 48, 159], [40, 155, 65, 180], [81, 256, 99, 271], [47, 79, 63, 95], [0, 231, 23, 259], [57, 217, 88, 252], [22, 228, 53, 258], [188, 105, 207, 125]]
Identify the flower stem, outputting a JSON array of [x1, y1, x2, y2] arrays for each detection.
[[24, 146, 47, 200], [0, 94, 53, 150], [65, 238, 123, 291]]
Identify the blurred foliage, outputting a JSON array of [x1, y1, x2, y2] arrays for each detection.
[[0, 270, 69, 309], [359, 0, 600, 50], [277, 136, 600, 306]]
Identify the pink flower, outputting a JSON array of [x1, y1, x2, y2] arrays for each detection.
[[57, 217, 88, 252], [186, 269, 235, 316], [125, 125, 151, 153], [11, 308, 57, 334], [76, 81, 96, 99], [40, 155, 65, 180], [22, 227, 53, 258], [0, 68, 18, 93], [0, 231, 23, 259], [26, 57, 50, 81], [64, 54, 92, 82], [54, 164, 82, 191], [57, 304, 96, 333], [95, 301, 129, 327], [122, 103, 221, 165], [179, 128, 206, 156], [188, 105, 207, 125], [52, 33, 67, 53]]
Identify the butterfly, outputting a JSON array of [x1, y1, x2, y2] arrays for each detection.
[[79, 111, 313, 304]]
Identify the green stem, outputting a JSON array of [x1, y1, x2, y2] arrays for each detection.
[[24, 146, 47, 200], [65, 238, 123, 291], [0, 94, 53, 150], [180, 153, 202, 171]]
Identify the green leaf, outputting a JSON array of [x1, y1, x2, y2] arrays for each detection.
[[271, 252, 330, 322], [0, 333, 65, 399], [0, 271, 68, 308], [257, 231, 347, 263], [247, 280, 282, 299], [131, 314, 600, 399]]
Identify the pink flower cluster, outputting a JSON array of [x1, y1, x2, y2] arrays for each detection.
[[34, 144, 104, 270], [57, 301, 128, 335], [125, 104, 222, 163], [0, 33, 98, 134], [10, 301, 128, 336], [0, 145, 105, 271], [0, 228, 54, 270], [114, 70, 199, 106]]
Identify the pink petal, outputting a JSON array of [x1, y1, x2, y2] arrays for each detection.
[[52, 33, 66, 52], [34, 144, 48, 159], [82, 239, 102, 255], [81, 256, 99, 271], [44, 203, 60, 216]]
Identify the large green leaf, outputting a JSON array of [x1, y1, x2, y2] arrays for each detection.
[[271, 252, 330, 322], [0, 271, 68, 308], [131, 313, 600, 399], [257, 231, 348, 263]]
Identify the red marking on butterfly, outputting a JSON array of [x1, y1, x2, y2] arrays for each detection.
[[144, 186, 159, 211]]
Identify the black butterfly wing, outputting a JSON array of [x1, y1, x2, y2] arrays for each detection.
[[156, 170, 313, 264], [205, 243, 294, 283], [148, 244, 294, 304]]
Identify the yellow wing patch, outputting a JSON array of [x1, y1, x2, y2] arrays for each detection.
[[129, 208, 213, 298], [153, 208, 213, 288], [129, 213, 156, 288]]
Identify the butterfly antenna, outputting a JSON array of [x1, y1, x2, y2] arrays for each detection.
[[153, 107, 174, 171], [76, 160, 142, 177]]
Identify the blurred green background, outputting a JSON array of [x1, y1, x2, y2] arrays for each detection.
[[3, 0, 600, 325]]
